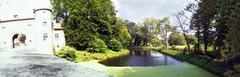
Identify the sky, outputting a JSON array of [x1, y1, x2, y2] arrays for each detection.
[[111, 0, 195, 24], [0, 0, 51, 20]]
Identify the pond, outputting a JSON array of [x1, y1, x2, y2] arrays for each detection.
[[99, 49, 182, 66]]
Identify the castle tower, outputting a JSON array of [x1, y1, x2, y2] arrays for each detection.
[[33, 0, 53, 54]]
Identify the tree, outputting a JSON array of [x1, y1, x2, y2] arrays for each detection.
[[186, 34, 197, 45], [51, 0, 126, 52], [185, 0, 201, 53], [142, 17, 161, 46], [225, 0, 240, 63], [175, 11, 192, 52], [160, 17, 173, 50], [213, 0, 232, 58], [143, 17, 161, 36], [168, 33, 186, 46], [113, 18, 132, 47], [190, 0, 216, 54]]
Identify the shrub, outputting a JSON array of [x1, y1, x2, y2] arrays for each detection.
[[55, 46, 77, 61], [168, 33, 186, 46], [171, 45, 176, 50], [150, 38, 163, 47], [224, 64, 240, 77], [108, 38, 123, 51], [86, 38, 108, 53]]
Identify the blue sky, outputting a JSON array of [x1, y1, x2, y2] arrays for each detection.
[[111, 0, 194, 24]]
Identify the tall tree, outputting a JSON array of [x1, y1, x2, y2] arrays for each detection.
[[160, 17, 173, 50], [175, 11, 191, 52], [226, 0, 240, 63], [113, 18, 132, 47], [199, 0, 217, 54], [214, 0, 232, 58], [190, 0, 216, 54], [51, 0, 119, 51], [186, 0, 202, 53]]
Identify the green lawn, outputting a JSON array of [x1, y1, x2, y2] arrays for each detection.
[[78, 61, 217, 77]]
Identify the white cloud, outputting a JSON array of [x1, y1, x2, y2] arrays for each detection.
[[112, 0, 195, 23]]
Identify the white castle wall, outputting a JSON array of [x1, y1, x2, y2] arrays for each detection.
[[0, 20, 36, 50], [0, 0, 66, 54]]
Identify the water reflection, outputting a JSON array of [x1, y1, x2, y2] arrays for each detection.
[[99, 49, 182, 66]]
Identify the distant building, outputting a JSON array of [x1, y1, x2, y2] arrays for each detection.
[[0, 0, 65, 54]]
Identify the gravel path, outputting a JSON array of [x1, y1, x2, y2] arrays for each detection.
[[0, 48, 112, 77]]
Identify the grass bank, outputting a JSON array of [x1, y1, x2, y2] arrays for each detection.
[[54, 46, 129, 62], [149, 48, 229, 77]]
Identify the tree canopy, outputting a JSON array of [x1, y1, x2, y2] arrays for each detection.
[[51, 0, 131, 52]]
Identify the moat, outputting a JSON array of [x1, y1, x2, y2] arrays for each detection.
[[100, 49, 182, 66]]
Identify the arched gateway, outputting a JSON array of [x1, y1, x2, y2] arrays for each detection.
[[12, 34, 27, 48]]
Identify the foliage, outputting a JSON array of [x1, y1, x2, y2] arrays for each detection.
[[54, 46, 129, 62], [149, 38, 163, 47], [55, 46, 77, 61], [127, 17, 173, 47], [225, 0, 240, 65], [86, 38, 108, 53], [185, 34, 197, 45], [190, 0, 217, 54], [51, 0, 123, 51], [114, 18, 132, 47], [168, 33, 186, 45], [159, 17, 174, 49], [108, 38, 123, 51], [224, 64, 240, 77], [154, 49, 229, 77]]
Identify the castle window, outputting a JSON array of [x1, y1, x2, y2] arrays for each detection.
[[27, 24, 32, 26], [1, 26, 6, 29], [55, 34, 59, 39], [13, 15, 18, 19], [43, 21, 47, 26], [43, 33, 48, 40]]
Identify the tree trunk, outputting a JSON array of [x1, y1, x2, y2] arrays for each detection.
[[166, 37, 169, 50], [196, 28, 200, 54], [165, 31, 169, 50], [182, 33, 191, 52], [203, 23, 208, 55]]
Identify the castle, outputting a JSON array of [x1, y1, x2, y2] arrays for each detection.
[[0, 0, 65, 54]]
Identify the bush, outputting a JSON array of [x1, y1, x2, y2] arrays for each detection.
[[169, 33, 186, 46], [150, 38, 163, 47], [55, 46, 77, 61], [86, 38, 108, 53], [224, 64, 240, 77], [155, 49, 228, 77], [108, 38, 123, 51], [171, 45, 176, 50]]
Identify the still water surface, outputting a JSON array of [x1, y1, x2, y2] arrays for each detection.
[[100, 49, 182, 66]]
